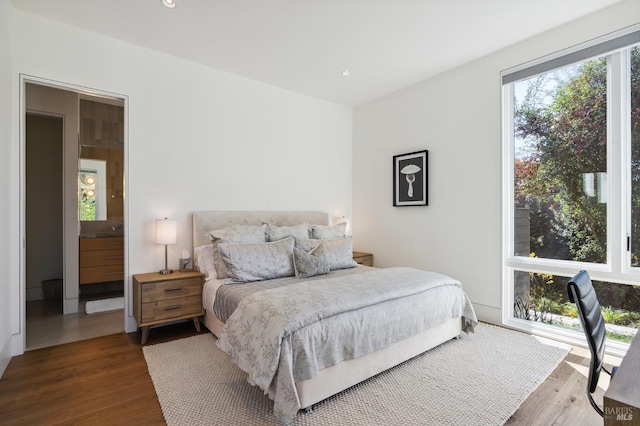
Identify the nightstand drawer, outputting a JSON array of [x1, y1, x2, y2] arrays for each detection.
[[141, 277, 202, 303], [141, 295, 203, 322]]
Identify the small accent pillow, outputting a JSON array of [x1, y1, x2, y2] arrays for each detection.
[[193, 244, 216, 280], [265, 223, 310, 242], [310, 222, 346, 239], [218, 236, 295, 283], [206, 224, 268, 279], [296, 236, 358, 270], [293, 244, 330, 278]]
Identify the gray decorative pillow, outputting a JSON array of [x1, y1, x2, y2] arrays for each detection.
[[206, 224, 268, 279], [218, 237, 295, 283], [310, 222, 346, 239], [296, 236, 358, 270], [265, 223, 310, 242], [293, 244, 330, 278]]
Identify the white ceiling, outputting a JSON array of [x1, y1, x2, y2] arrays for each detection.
[[13, 0, 623, 106]]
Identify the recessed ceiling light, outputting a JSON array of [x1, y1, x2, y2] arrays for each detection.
[[162, 0, 176, 8], [341, 70, 352, 77]]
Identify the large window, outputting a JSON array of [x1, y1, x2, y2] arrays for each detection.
[[503, 30, 640, 351], [513, 57, 608, 264]]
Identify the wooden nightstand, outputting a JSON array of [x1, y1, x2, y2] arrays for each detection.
[[132, 270, 205, 344], [353, 251, 373, 266]]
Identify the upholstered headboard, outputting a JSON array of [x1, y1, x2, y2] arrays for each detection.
[[192, 211, 329, 248]]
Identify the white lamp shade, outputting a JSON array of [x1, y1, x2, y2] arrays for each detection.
[[156, 219, 177, 245]]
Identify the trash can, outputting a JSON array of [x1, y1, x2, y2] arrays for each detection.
[[42, 279, 63, 301]]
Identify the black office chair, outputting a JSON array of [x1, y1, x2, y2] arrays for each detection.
[[567, 270, 617, 416]]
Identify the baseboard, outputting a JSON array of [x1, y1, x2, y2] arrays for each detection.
[[0, 335, 14, 377], [472, 302, 502, 325], [63, 297, 78, 315], [125, 314, 137, 333]]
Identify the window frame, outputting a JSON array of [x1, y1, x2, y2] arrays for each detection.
[[501, 26, 640, 356]]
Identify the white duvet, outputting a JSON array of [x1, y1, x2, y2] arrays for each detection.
[[216, 266, 477, 424]]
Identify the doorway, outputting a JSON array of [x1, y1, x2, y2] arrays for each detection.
[[24, 80, 128, 351]]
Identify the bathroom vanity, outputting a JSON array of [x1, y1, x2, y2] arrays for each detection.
[[79, 236, 124, 285]]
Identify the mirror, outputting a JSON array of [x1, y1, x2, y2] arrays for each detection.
[[78, 98, 124, 221], [78, 146, 124, 221], [78, 159, 106, 221]]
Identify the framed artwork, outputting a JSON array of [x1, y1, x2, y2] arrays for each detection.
[[393, 150, 428, 207]]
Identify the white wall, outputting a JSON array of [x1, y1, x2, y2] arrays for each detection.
[[353, 0, 640, 324], [0, 0, 15, 376], [9, 9, 352, 349]]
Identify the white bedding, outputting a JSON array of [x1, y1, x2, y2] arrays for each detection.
[[202, 277, 223, 316], [192, 211, 477, 423], [201, 267, 368, 321], [216, 266, 477, 423]]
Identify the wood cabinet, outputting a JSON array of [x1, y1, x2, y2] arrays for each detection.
[[133, 271, 205, 344], [353, 251, 373, 266], [79, 237, 124, 284]]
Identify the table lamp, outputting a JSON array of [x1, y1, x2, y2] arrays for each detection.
[[156, 218, 176, 274]]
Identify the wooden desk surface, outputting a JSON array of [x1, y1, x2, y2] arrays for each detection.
[[604, 332, 640, 425]]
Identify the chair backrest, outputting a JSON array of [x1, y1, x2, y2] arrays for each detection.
[[567, 270, 606, 393]]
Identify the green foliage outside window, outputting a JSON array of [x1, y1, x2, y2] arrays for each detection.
[[78, 171, 96, 221], [512, 47, 640, 340], [514, 57, 609, 263]]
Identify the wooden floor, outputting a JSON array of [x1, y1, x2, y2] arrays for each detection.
[[508, 343, 619, 426], [0, 324, 620, 425], [0, 322, 205, 426]]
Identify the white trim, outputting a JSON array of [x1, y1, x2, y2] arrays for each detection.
[[500, 38, 640, 355], [501, 83, 515, 326], [17, 74, 132, 352], [501, 23, 640, 84], [621, 48, 634, 273], [502, 316, 629, 358]]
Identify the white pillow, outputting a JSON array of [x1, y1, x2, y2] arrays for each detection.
[[265, 223, 310, 241], [296, 236, 358, 270], [193, 244, 216, 280], [218, 237, 295, 283], [310, 222, 346, 239]]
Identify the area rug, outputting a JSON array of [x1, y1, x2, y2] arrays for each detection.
[[84, 296, 124, 315], [143, 323, 569, 425]]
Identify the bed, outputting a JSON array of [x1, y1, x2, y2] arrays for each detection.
[[192, 211, 477, 423]]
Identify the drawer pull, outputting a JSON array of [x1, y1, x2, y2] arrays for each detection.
[[104, 271, 124, 275], [164, 305, 182, 311], [102, 256, 122, 259], [165, 287, 183, 292]]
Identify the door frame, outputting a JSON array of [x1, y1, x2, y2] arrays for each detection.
[[18, 74, 131, 354]]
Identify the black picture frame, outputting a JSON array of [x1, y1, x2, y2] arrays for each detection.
[[393, 150, 428, 207]]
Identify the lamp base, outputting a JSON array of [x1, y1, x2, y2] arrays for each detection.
[[159, 268, 174, 275]]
